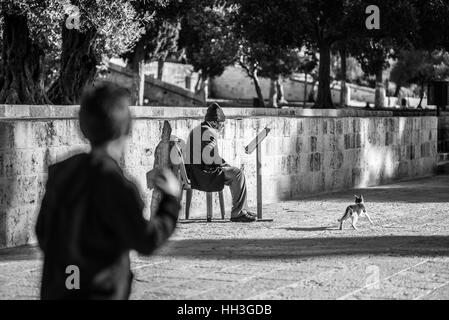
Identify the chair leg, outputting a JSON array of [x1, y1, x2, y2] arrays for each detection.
[[185, 189, 193, 220], [206, 192, 213, 222], [218, 191, 225, 220]]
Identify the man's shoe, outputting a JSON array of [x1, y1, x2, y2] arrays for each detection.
[[230, 212, 257, 222], [245, 211, 257, 217]]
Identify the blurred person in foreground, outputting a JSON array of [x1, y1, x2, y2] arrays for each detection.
[[35, 83, 181, 300]]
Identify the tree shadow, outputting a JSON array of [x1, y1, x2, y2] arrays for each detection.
[[290, 175, 449, 204], [3, 235, 449, 263], [158, 236, 449, 260], [283, 226, 336, 232]]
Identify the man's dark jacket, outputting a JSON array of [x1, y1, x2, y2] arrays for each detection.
[[185, 121, 226, 192], [35, 152, 180, 300]]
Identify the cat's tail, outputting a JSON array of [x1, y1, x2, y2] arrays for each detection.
[[338, 207, 350, 222]]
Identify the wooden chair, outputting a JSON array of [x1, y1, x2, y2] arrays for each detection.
[[172, 138, 225, 222]]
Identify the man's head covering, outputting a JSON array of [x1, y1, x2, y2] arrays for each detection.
[[205, 102, 226, 122]]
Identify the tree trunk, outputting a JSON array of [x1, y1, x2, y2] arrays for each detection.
[[195, 73, 208, 101], [252, 70, 265, 108], [157, 58, 164, 81], [268, 78, 279, 108], [303, 73, 308, 108], [374, 68, 385, 109], [309, 79, 317, 102], [315, 42, 334, 108], [394, 83, 402, 97], [138, 60, 145, 106], [128, 41, 145, 106], [277, 78, 288, 105], [339, 47, 347, 108], [0, 13, 49, 104], [418, 82, 425, 108], [48, 25, 98, 104], [0, 57, 4, 92]]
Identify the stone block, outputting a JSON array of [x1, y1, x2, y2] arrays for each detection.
[[310, 136, 318, 153], [311, 172, 325, 193], [0, 206, 33, 248], [0, 122, 14, 150], [296, 120, 304, 135], [0, 176, 37, 207], [309, 153, 322, 172], [327, 119, 335, 135], [336, 120, 343, 135]]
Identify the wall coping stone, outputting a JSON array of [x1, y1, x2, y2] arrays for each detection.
[[0, 104, 438, 121]]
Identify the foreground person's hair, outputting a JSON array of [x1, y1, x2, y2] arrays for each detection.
[[79, 83, 132, 147]]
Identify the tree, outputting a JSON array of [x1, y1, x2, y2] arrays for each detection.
[[179, 0, 241, 100], [0, 14, 4, 92], [354, 39, 396, 108], [259, 47, 316, 108], [236, 0, 311, 107], [0, 0, 62, 104], [48, 0, 142, 104], [122, 0, 181, 105], [411, 0, 449, 52], [346, 0, 419, 109], [292, 0, 356, 109], [237, 0, 362, 109], [237, 40, 266, 107], [391, 49, 449, 108]]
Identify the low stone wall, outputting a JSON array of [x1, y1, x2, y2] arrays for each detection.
[[0, 106, 438, 248], [438, 111, 449, 154], [99, 63, 205, 107]]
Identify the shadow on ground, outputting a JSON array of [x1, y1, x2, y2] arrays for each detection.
[[289, 175, 449, 204], [158, 236, 449, 259], [0, 245, 41, 262], [2, 236, 449, 262], [283, 227, 335, 232]]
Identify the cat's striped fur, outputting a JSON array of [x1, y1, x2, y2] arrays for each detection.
[[338, 195, 374, 230]]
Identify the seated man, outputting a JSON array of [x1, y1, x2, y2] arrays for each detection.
[[185, 102, 256, 222]]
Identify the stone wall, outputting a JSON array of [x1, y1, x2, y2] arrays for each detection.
[[145, 61, 200, 92], [99, 64, 205, 107], [209, 66, 418, 107], [438, 111, 449, 154], [0, 105, 438, 248]]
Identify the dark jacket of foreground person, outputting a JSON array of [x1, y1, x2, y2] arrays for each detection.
[[35, 152, 180, 300], [185, 121, 226, 192]]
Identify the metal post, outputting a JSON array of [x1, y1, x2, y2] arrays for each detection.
[[256, 140, 262, 219]]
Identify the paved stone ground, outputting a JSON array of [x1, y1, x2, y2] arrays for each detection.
[[1, 175, 449, 300]]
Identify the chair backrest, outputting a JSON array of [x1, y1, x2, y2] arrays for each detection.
[[171, 136, 191, 190]]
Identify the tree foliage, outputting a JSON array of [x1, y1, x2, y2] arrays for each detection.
[[179, 0, 240, 97], [48, 0, 143, 104], [391, 49, 449, 106], [123, 0, 181, 68]]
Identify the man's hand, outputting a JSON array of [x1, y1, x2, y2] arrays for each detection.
[[152, 168, 182, 199], [208, 136, 217, 149]]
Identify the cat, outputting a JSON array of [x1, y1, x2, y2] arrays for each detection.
[[338, 195, 374, 230]]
